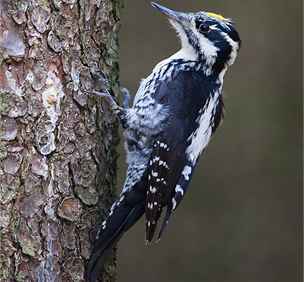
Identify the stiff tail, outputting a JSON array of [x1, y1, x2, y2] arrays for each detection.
[[86, 200, 145, 282]]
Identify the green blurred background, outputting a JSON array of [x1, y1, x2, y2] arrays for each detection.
[[116, 1, 302, 282]]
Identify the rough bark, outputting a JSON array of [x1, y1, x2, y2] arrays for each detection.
[[0, 0, 121, 281]]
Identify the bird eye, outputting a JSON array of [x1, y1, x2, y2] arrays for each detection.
[[195, 20, 210, 34]]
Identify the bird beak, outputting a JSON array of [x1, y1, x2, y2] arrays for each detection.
[[151, 2, 190, 25]]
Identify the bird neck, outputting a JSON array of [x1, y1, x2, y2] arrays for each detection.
[[152, 48, 228, 89], [171, 46, 228, 77]]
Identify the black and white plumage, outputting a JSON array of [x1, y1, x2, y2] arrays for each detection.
[[86, 2, 241, 281]]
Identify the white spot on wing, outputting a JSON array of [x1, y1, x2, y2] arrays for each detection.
[[182, 165, 192, 181], [175, 185, 184, 196], [172, 198, 177, 210], [153, 156, 160, 162], [150, 186, 157, 193]]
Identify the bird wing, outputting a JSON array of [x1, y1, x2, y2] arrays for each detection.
[[145, 68, 224, 241]]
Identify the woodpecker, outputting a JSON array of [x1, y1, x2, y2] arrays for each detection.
[[86, 2, 241, 281]]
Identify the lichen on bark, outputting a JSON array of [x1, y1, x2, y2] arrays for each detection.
[[0, 0, 121, 281]]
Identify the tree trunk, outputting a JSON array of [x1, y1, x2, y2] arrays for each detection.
[[0, 0, 120, 281]]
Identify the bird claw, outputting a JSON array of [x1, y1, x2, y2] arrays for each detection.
[[86, 88, 128, 128], [84, 71, 129, 128], [91, 89, 112, 99], [90, 90, 107, 96], [91, 70, 111, 90], [88, 89, 119, 109]]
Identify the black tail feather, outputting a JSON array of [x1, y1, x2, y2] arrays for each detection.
[[157, 203, 173, 241], [86, 202, 145, 282]]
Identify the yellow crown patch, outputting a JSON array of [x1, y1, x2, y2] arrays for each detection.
[[206, 12, 227, 21]]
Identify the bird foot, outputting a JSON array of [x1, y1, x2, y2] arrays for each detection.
[[90, 90, 123, 115], [88, 89, 129, 128]]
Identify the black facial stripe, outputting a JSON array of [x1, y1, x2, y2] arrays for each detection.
[[182, 26, 203, 59]]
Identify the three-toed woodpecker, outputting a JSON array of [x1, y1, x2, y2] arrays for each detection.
[[87, 2, 241, 281]]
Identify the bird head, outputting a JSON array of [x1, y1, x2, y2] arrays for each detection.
[[151, 2, 241, 74]]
